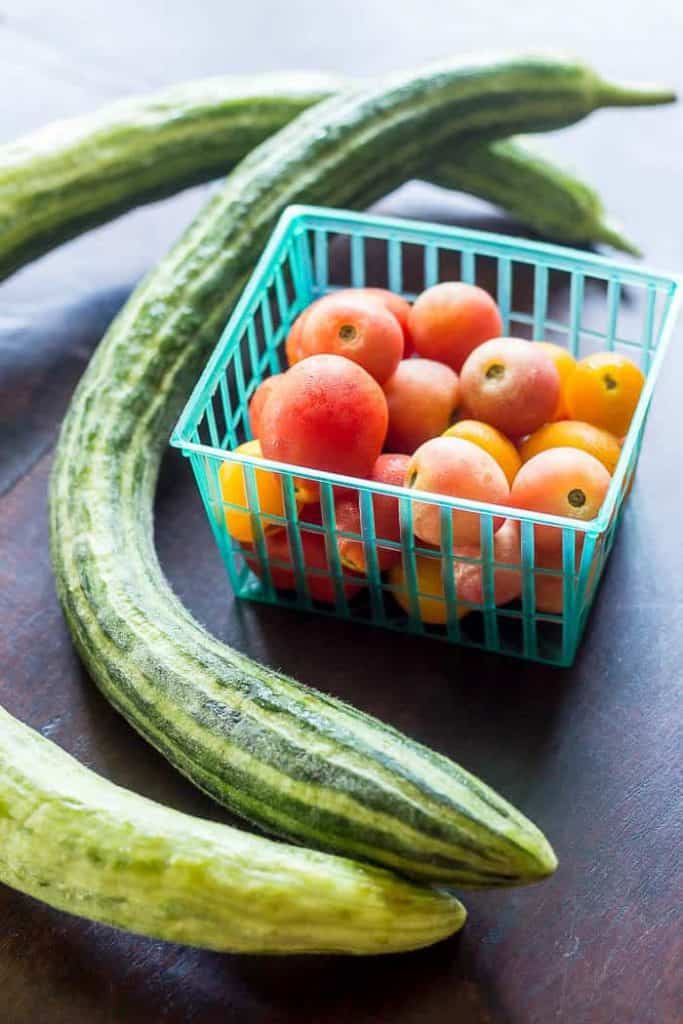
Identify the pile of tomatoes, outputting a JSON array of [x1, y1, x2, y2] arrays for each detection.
[[220, 282, 644, 619]]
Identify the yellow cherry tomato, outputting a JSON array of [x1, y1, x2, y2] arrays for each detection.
[[389, 554, 468, 624], [443, 419, 522, 487], [534, 341, 577, 420], [219, 439, 288, 543], [519, 420, 622, 475], [565, 352, 644, 436]]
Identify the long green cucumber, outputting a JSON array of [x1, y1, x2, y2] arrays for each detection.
[[430, 136, 641, 255], [49, 55, 671, 888], [0, 72, 341, 281], [0, 706, 465, 954], [0, 66, 673, 281]]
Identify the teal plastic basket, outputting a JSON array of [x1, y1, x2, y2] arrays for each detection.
[[171, 205, 681, 666]]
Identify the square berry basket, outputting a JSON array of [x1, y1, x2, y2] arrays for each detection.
[[171, 205, 681, 666]]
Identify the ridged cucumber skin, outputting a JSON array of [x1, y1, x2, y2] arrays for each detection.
[[48, 53, 649, 889], [431, 137, 641, 255], [0, 706, 465, 955], [0, 63, 673, 280], [0, 72, 342, 281]]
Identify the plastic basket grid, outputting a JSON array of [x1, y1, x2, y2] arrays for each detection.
[[171, 205, 681, 666]]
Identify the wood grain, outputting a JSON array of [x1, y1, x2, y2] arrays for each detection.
[[1, 3, 682, 1021]]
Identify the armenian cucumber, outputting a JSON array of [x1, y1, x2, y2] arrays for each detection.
[[48, 55, 669, 887], [0, 72, 341, 281], [430, 136, 641, 254], [0, 705, 465, 954], [0, 65, 673, 280]]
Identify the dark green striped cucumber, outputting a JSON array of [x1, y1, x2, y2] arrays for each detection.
[[431, 136, 641, 254], [0, 72, 341, 281], [0, 65, 673, 280], [49, 55, 666, 888], [0, 705, 465, 954]]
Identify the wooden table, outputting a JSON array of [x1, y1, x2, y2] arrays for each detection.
[[1, 3, 681, 1021]]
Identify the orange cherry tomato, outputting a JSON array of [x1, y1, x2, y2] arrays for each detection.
[[519, 420, 622, 476], [565, 352, 644, 436], [443, 419, 522, 486], [533, 341, 577, 420], [389, 553, 467, 625], [219, 440, 289, 543]]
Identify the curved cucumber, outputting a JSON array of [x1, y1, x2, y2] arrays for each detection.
[[0, 66, 673, 280], [0, 72, 342, 281], [431, 136, 641, 255], [48, 55, 662, 887], [0, 706, 465, 954]]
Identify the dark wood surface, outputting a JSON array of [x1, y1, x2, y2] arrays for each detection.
[[1, 4, 682, 1022]]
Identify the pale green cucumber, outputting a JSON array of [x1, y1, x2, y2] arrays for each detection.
[[0, 64, 673, 280], [47, 55, 664, 888], [0, 705, 465, 955]]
